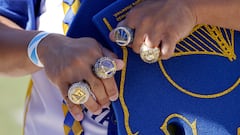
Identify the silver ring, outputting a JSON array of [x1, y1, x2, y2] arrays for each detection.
[[113, 26, 134, 47], [68, 82, 91, 104], [94, 57, 117, 79], [140, 43, 160, 64]]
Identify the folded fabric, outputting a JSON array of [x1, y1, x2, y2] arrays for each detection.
[[68, 0, 240, 134]]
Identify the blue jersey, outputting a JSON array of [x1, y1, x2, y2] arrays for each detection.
[[0, 0, 45, 30]]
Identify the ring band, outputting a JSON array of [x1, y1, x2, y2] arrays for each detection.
[[68, 82, 91, 104], [94, 57, 117, 79], [140, 43, 160, 64], [113, 26, 134, 47]]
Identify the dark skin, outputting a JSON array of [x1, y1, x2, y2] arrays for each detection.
[[1, 0, 240, 121], [110, 0, 240, 59], [0, 16, 124, 121]]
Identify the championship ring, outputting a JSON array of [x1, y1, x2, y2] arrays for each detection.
[[140, 43, 160, 63], [94, 57, 117, 79], [113, 26, 134, 47], [68, 82, 91, 104]]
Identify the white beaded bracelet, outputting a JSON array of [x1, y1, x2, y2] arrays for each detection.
[[27, 32, 49, 67]]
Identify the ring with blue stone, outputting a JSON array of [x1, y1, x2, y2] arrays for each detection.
[[113, 26, 134, 47], [94, 57, 117, 79]]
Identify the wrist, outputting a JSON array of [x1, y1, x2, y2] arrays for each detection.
[[27, 32, 50, 67], [37, 33, 67, 67]]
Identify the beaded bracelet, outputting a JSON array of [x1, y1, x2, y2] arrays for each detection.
[[27, 32, 49, 67]]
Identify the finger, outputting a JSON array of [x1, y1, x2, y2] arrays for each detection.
[[116, 20, 127, 27], [65, 98, 84, 121], [131, 27, 146, 53], [144, 34, 161, 48], [101, 77, 119, 102], [87, 72, 109, 107], [114, 59, 125, 71], [109, 30, 115, 42], [84, 95, 102, 115], [59, 83, 84, 121], [109, 20, 128, 42], [109, 19, 136, 42], [101, 46, 117, 58], [160, 34, 178, 60], [101, 47, 125, 70]]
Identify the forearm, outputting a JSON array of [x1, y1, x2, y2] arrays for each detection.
[[188, 0, 240, 30], [0, 16, 41, 77]]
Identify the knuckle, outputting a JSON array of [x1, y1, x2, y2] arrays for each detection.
[[107, 88, 117, 97], [87, 103, 100, 113], [140, 16, 152, 26], [66, 101, 75, 109], [91, 80, 102, 90], [161, 49, 174, 60], [132, 45, 140, 54], [90, 49, 102, 59], [97, 97, 109, 106], [69, 105, 81, 115]]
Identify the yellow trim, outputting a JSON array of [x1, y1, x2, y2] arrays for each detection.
[[175, 26, 235, 60], [160, 26, 238, 99], [158, 60, 240, 98], [102, 16, 239, 134], [205, 26, 236, 61], [22, 79, 33, 135], [62, 3, 70, 14], [63, 23, 69, 35], [62, 102, 68, 116], [72, 121, 83, 134], [62, 1, 83, 135], [103, 18, 113, 30], [119, 47, 139, 135], [64, 125, 71, 134], [71, 0, 80, 14], [238, 127, 240, 135], [103, 18, 138, 135], [160, 113, 197, 135]]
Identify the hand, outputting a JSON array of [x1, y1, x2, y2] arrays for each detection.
[[38, 34, 124, 121], [110, 0, 196, 59]]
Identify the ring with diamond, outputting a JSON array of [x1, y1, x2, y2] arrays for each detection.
[[68, 82, 91, 104], [93, 57, 117, 79], [113, 26, 134, 47], [140, 43, 160, 64]]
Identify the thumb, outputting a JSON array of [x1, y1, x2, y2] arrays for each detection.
[[101, 47, 125, 71], [109, 20, 127, 42]]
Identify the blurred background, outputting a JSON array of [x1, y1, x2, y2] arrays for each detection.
[[0, 76, 30, 135]]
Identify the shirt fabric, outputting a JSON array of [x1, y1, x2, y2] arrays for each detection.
[[0, 0, 110, 134]]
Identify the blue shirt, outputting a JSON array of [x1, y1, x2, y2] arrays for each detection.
[[0, 0, 45, 30]]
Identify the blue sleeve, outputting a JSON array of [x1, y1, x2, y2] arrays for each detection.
[[0, 0, 45, 30]]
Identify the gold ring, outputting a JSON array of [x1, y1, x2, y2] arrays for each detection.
[[113, 26, 134, 47], [94, 57, 117, 79], [140, 43, 160, 64], [68, 82, 91, 104]]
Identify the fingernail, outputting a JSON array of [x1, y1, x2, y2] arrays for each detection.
[[109, 30, 115, 41], [75, 114, 83, 121], [93, 109, 102, 115], [115, 59, 125, 70], [110, 94, 119, 101]]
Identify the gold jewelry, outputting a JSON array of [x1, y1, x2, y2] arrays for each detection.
[[140, 43, 160, 64], [94, 57, 117, 79], [68, 82, 91, 104], [114, 26, 134, 47]]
